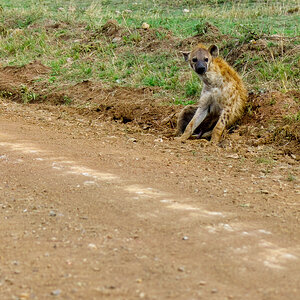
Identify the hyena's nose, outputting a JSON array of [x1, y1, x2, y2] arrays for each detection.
[[195, 63, 206, 75], [196, 66, 206, 75]]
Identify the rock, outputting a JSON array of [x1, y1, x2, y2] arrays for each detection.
[[49, 210, 56, 217], [112, 37, 122, 43], [141, 22, 150, 29], [51, 289, 61, 296], [261, 189, 269, 194], [128, 137, 137, 143], [88, 243, 97, 250], [182, 236, 189, 240], [226, 153, 239, 159], [18, 293, 30, 299]]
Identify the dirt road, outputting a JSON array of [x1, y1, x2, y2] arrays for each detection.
[[0, 99, 299, 300]]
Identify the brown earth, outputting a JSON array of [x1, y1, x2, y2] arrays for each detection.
[[0, 58, 299, 299]]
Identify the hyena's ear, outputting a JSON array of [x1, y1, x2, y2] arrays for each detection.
[[208, 45, 219, 58], [181, 51, 190, 62]]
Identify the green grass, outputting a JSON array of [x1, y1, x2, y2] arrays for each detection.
[[0, 0, 299, 102]]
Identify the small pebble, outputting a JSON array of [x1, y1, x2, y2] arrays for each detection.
[[177, 266, 185, 272], [211, 288, 218, 294], [128, 138, 137, 143], [112, 37, 121, 43], [88, 243, 97, 250], [49, 210, 56, 217], [18, 293, 30, 299], [141, 22, 150, 29], [260, 189, 269, 194], [51, 289, 61, 296], [182, 236, 189, 240]]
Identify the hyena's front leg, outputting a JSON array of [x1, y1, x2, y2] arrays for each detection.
[[178, 105, 208, 141], [211, 108, 230, 143]]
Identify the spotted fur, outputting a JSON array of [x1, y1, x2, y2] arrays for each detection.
[[176, 44, 248, 143]]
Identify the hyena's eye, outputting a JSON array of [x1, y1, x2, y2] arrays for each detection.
[[192, 57, 198, 63], [204, 58, 209, 62]]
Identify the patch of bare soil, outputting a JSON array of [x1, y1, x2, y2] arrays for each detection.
[[237, 91, 300, 157], [3, 61, 50, 81], [177, 22, 226, 49]]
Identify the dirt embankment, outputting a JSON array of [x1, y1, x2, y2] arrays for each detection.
[[0, 59, 299, 159]]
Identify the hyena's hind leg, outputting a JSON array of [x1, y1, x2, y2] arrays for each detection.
[[211, 107, 231, 143]]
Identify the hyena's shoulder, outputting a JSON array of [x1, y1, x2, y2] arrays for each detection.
[[213, 57, 247, 99]]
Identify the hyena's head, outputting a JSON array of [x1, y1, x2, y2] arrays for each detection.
[[182, 44, 219, 76]]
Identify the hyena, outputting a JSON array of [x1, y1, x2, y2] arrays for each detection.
[[176, 44, 248, 143]]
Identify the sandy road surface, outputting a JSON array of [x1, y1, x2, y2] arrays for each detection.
[[0, 100, 299, 300]]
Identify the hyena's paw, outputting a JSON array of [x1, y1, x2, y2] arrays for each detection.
[[199, 138, 210, 144], [197, 138, 210, 148], [174, 136, 188, 143], [210, 133, 222, 145]]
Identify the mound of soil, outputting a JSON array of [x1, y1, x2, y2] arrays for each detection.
[[3, 61, 50, 82], [237, 91, 300, 156], [178, 22, 226, 50], [225, 38, 298, 67]]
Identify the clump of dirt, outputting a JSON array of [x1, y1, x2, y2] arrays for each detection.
[[237, 91, 300, 157], [287, 7, 299, 14], [177, 22, 225, 50], [100, 19, 122, 37], [224, 38, 298, 67], [0, 61, 51, 102], [3, 61, 50, 82]]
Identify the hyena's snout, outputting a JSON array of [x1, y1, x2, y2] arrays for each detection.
[[195, 61, 207, 75]]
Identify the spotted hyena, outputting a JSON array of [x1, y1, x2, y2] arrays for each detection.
[[176, 44, 248, 143]]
